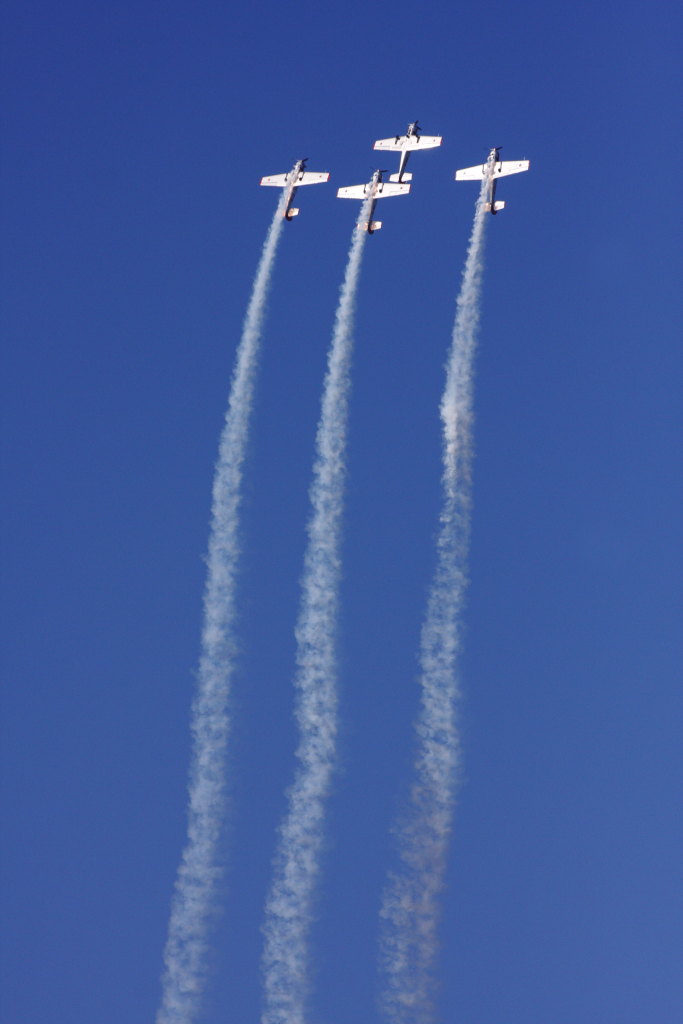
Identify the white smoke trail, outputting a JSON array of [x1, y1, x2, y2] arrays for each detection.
[[378, 160, 494, 1024], [261, 198, 373, 1024], [157, 190, 289, 1024]]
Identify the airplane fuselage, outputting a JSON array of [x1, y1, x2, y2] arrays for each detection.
[[486, 148, 506, 214], [488, 176, 499, 213], [394, 122, 420, 181], [284, 186, 298, 219], [365, 171, 385, 232], [284, 187, 299, 219], [366, 198, 379, 232], [396, 149, 411, 182], [487, 149, 500, 213], [396, 125, 419, 182], [283, 161, 306, 219]]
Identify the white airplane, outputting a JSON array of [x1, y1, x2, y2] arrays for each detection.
[[336, 169, 411, 233], [372, 121, 442, 183], [260, 158, 330, 220], [455, 147, 530, 214]]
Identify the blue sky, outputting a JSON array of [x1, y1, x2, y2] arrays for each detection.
[[2, 1, 682, 1022]]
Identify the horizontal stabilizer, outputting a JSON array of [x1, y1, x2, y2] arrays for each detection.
[[285, 208, 300, 219], [358, 221, 382, 232], [374, 135, 442, 152], [389, 172, 412, 182], [484, 201, 505, 212]]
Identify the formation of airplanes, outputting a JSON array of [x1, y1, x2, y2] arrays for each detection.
[[260, 124, 530, 233]]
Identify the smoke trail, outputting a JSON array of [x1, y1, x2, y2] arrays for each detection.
[[157, 190, 289, 1024], [261, 198, 373, 1024], [378, 159, 494, 1024]]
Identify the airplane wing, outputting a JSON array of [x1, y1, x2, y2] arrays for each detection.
[[337, 183, 411, 199], [377, 182, 411, 197], [298, 171, 330, 185], [260, 173, 290, 186], [454, 164, 486, 181], [337, 184, 370, 199], [494, 159, 530, 177], [455, 159, 530, 181], [374, 135, 442, 151]]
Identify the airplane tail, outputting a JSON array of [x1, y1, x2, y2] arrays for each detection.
[[369, 221, 382, 233], [388, 173, 412, 183], [484, 201, 505, 213], [285, 208, 300, 220]]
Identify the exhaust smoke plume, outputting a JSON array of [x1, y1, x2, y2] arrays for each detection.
[[157, 191, 289, 1024], [378, 162, 493, 1024], [261, 199, 373, 1024]]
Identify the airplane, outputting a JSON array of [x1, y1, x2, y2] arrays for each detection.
[[336, 169, 411, 233], [454, 147, 530, 214], [372, 121, 442, 183], [260, 159, 330, 220]]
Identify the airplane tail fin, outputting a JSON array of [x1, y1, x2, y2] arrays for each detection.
[[285, 208, 300, 219], [369, 220, 382, 232], [484, 201, 506, 213], [388, 172, 412, 183]]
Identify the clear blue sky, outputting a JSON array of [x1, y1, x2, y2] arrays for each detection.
[[2, 1, 681, 1022]]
